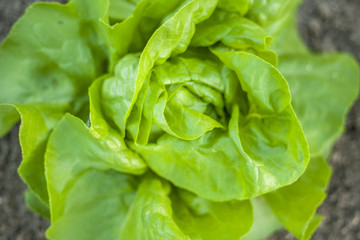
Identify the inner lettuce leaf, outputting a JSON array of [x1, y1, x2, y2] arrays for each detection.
[[128, 49, 309, 200], [103, 0, 188, 56], [0, 0, 358, 240]]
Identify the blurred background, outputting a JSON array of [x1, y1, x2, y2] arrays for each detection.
[[0, 0, 359, 239]]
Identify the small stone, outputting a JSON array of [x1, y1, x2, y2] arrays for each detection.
[[319, 2, 332, 19], [309, 18, 322, 36], [321, 36, 336, 52], [16, 233, 25, 240], [351, 213, 360, 226]]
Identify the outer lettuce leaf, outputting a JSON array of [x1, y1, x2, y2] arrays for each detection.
[[0, 0, 111, 113], [45, 115, 147, 189], [265, 53, 359, 240], [0, 105, 19, 137], [118, 175, 252, 240], [0, 0, 113, 214], [115, 174, 191, 240], [0, 103, 68, 214], [44, 115, 146, 239], [241, 198, 282, 240], [171, 189, 253, 240], [45, 170, 189, 240], [45, 115, 253, 239], [17, 103, 68, 203], [269, 0, 359, 157], [46, 168, 140, 240], [279, 54, 359, 157], [25, 189, 51, 219], [247, 0, 302, 37], [253, 1, 359, 238], [264, 157, 331, 240], [266, 0, 307, 56]]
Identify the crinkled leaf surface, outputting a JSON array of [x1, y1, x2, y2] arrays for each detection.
[[102, 0, 218, 136], [98, 0, 309, 202], [45, 114, 147, 188], [191, 9, 277, 65], [105, 0, 186, 56], [132, 49, 309, 201], [45, 115, 252, 239]]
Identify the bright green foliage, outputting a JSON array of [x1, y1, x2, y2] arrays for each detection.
[[0, 0, 358, 239]]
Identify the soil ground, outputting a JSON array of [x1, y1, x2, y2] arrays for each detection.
[[0, 0, 359, 239]]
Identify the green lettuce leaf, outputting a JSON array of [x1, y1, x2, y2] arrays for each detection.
[[0, 0, 113, 213], [191, 9, 277, 65], [0, 0, 111, 113], [1, 0, 358, 239], [45, 115, 253, 240], [171, 189, 253, 240], [132, 49, 309, 201], [253, 1, 359, 238], [25, 189, 51, 219], [265, 52, 359, 240], [101, 0, 218, 136], [104, 0, 186, 56], [264, 157, 331, 240], [45, 114, 147, 184], [0, 103, 68, 212], [218, 0, 249, 16], [279, 54, 359, 157], [241, 198, 282, 240], [247, 0, 302, 37], [99, 0, 309, 201]]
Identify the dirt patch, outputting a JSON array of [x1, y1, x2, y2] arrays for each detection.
[[0, 0, 359, 239]]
